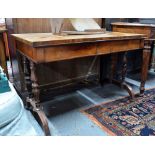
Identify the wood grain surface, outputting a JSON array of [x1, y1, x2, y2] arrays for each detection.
[[12, 32, 145, 47], [111, 22, 155, 27]]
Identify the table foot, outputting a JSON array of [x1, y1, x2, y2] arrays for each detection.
[[106, 52, 135, 100], [27, 97, 51, 136], [111, 79, 135, 100]]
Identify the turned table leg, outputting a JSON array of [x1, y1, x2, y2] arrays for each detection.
[[23, 56, 32, 108], [110, 53, 118, 83], [121, 52, 134, 99], [109, 52, 134, 99], [150, 42, 155, 71], [121, 52, 127, 85], [30, 61, 40, 107], [100, 55, 109, 85], [27, 61, 51, 136], [140, 40, 152, 94], [23, 57, 32, 108]]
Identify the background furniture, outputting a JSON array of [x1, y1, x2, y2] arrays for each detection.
[[111, 22, 155, 70], [0, 28, 10, 77]]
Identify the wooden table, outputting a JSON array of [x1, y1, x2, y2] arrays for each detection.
[[12, 32, 148, 135], [111, 22, 155, 69], [0, 28, 10, 77]]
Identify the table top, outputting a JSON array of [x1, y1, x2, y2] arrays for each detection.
[[111, 22, 155, 28], [0, 27, 7, 33], [12, 31, 145, 47]]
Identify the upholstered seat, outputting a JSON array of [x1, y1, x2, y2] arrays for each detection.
[[0, 82, 22, 128]]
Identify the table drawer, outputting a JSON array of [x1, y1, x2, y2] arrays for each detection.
[[43, 43, 97, 62], [97, 39, 143, 55]]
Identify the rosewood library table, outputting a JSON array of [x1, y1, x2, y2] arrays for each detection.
[[12, 32, 148, 135]]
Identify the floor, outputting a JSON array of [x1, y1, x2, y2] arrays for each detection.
[[40, 70, 155, 136], [7, 60, 155, 135]]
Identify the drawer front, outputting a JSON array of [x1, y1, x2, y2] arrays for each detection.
[[44, 43, 97, 62], [97, 39, 143, 55]]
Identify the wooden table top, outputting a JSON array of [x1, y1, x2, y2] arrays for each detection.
[[0, 27, 7, 33], [111, 22, 155, 28], [12, 32, 145, 47]]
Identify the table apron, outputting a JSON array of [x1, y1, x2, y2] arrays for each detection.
[[16, 39, 144, 63]]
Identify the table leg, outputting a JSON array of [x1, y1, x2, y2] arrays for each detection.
[[100, 55, 109, 85], [23, 56, 32, 108], [140, 40, 151, 94], [150, 42, 155, 71], [110, 53, 118, 83], [121, 52, 127, 84], [30, 61, 40, 106], [110, 52, 134, 99], [120, 52, 134, 99], [26, 61, 51, 136]]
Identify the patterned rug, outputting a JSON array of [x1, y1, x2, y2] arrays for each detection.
[[83, 88, 155, 136]]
